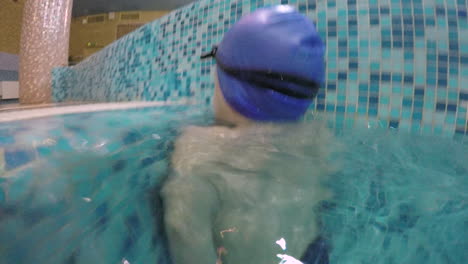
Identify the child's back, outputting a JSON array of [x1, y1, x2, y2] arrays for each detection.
[[163, 122, 335, 264]]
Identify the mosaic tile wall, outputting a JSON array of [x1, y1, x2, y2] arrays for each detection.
[[52, 0, 468, 136]]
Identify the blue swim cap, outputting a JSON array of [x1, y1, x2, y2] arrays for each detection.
[[202, 5, 325, 121]]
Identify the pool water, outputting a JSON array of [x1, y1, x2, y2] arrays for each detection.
[[0, 105, 467, 264]]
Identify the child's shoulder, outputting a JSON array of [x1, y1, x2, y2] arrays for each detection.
[[177, 125, 238, 143], [171, 125, 238, 175]]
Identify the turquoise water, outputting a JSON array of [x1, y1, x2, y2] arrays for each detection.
[[0, 106, 467, 264]]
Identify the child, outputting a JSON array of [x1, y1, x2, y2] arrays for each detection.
[[161, 5, 333, 264]]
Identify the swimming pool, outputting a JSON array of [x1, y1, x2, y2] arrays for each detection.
[[0, 105, 466, 264]]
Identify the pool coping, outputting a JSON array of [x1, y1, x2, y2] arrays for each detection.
[[0, 100, 195, 123]]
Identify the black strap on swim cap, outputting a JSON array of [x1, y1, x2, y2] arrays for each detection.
[[200, 45, 320, 100], [200, 46, 218, 59]]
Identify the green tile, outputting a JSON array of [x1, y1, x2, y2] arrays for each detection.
[[379, 106, 390, 118], [449, 77, 458, 88], [390, 108, 400, 119], [338, 81, 348, 92], [402, 110, 412, 119], [433, 126, 443, 135], [424, 100, 435, 110], [358, 9, 368, 16], [443, 126, 455, 137], [425, 7, 435, 16], [359, 39, 369, 48], [381, 84, 391, 94], [403, 87, 414, 96], [399, 120, 410, 129], [425, 89, 435, 98], [437, 89, 447, 99], [445, 114, 456, 125], [359, 72, 368, 81], [392, 85, 402, 94], [326, 92, 337, 103], [380, 96, 390, 104], [404, 62, 413, 72], [415, 40, 425, 48], [358, 106, 367, 114], [345, 117, 355, 128], [448, 91, 458, 101], [434, 112, 446, 124], [415, 75, 425, 85]]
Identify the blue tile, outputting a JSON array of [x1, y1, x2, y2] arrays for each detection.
[[94, 203, 109, 231], [349, 61, 358, 69], [380, 6, 390, 15], [389, 120, 399, 128], [447, 104, 457, 112], [382, 41, 392, 48], [438, 54, 448, 62], [113, 159, 127, 172], [0, 187, 5, 203], [370, 73, 380, 82], [381, 72, 391, 82], [0, 129, 15, 146], [359, 83, 369, 91], [438, 67, 447, 74], [413, 100, 423, 109], [412, 112, 422, 120], [404, 75, 413, 84], [369, 96, 379, 105], [327, 82, 337, 91], [368, 107, 378, 116], [438, 79, 448, 87], [436, 6, 446, 16], [4, 149, 36, 170], [459, 9, 467, 18], [392, 73, 403, 82], [436, 102, 447, 111], [125, 213, 142, 235], [461, 55, 468, 64], [122, 130, 144, 145], [140, 152, 165, 168], [455, 128, 467, 135], [338, 72, 348, 80], [425, 17, 435, 26], [403, 98, 413, 107], [414, 88, 425, 97], [460, 92, 468, 101]]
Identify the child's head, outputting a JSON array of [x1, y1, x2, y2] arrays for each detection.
[[202, 5, 325, 125]]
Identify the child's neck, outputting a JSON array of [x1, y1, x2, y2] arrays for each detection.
[[213, 84, 253, 127]]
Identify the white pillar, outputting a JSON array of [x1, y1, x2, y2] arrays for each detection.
[[19, 0, 73, 104]]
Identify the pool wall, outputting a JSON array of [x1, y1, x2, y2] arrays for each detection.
[[52, 0, 468, 136]]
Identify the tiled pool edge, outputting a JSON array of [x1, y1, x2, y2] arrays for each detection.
[[52, 0, 468, 137], [0, 100, 195, 123]]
